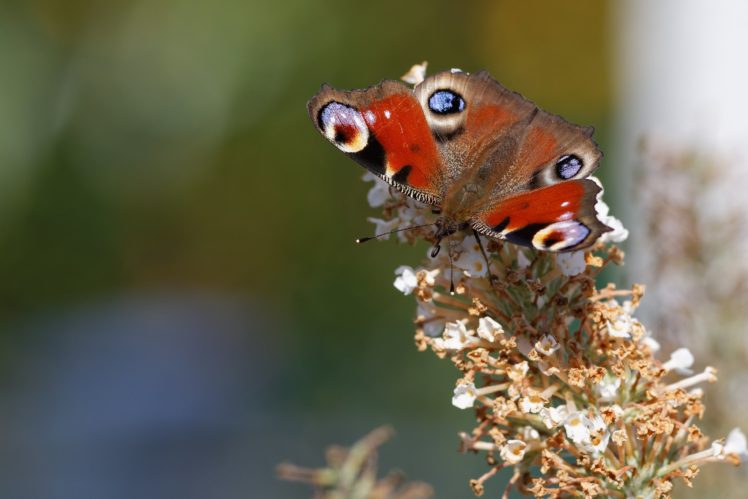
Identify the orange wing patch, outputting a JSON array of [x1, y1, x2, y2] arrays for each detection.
[[482, 181, 584, 232], [363, 94, 440, 190], [517, 126, 559, 175], [466, 104, 519, 137]]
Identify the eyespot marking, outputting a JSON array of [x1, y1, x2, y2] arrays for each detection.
[[318, 102, 369, 153], [532, 220, 590, 251], [428, 90, 465, 115], [556, 154, 583, 180]]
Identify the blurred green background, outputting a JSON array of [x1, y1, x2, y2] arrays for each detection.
[[0, 1, 619, 497]]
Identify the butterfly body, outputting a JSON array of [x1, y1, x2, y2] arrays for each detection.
[[308, 69, 611, 252]]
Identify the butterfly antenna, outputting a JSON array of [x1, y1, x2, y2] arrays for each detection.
[[356, 223, 435, 244]]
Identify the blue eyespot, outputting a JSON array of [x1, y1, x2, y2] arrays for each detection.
[[556, 154, 583, 180], [428, 90, 465, 115]]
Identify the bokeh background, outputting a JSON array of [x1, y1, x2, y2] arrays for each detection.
[[1, 1, 746, 497]]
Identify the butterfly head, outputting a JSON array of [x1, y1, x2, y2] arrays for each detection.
[[430, 217, 470, 257]]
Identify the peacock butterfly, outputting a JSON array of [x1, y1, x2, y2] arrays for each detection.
[[307, 67, 611, 253]]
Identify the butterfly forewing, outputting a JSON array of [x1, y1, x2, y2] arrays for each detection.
[[307, 80, 445, 205]]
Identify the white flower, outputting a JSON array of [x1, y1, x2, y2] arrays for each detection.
[[665, 366, 717, 391], [555, 251, 586, 276], [500, 440, 527, 464], [622, 300, 641, 315], [563, 411, 611, 453], [535, 334, 560, 355], [452, 381, 477, 409], [564, 412, 591, 444], [538, 361, 560, 377], [641, 333, 661, 353], [596, 376, 621, 402], [395, 203, 427, 242], [422, 268, 438, 287], [507, 384, 520, 401], [519, 392, 546, 414], [600, 215, 629, 243], [605, 301, 639, 339], [507, 361, 529, 381], [401, 61, 428, 85], [416, 302, 445, 337], [583, 415, 611, 455], [724, 427, 748, 461], [393, 266, 418, 295], [541, 405, 569, 429], [662, 347, 695, 375], [517, 250, 531, 269], [366, 217, 399, 239], [591, 176, 629, 243], [712, 428, 748, 462], [521, 426, 541, 442], [434, 320, 478, 351], [362, 172, 391, 208], [477, 316, 503, 342], [607, 316, 631, 338], [608, 404, 624, 418], [453, 236, 488, 277], [425, 242, 452, 274], [587, 415, 608, 435]]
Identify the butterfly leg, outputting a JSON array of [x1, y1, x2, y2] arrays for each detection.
[[473, 229, 499, 286]]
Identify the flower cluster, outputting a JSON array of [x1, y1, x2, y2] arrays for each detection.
[[277, 427, 433, 499], [281, 64, 745, 499], [366, 170, 746, 498]]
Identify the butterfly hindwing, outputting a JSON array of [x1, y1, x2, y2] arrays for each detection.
[[471, 179, 610, 251], [307, 80, 444, 205]]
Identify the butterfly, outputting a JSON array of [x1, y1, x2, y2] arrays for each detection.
[[307, 68, 611, 253]]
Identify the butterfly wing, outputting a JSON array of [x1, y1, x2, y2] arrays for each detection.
[[307, 80, 445, 205], [412, 70, 536, 187], [472, 179, 610, 251], [412, 70, 609, 251]]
